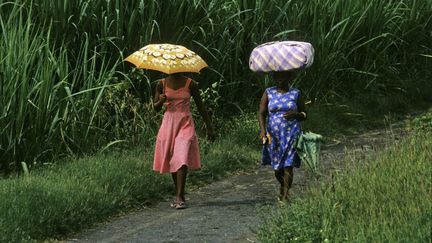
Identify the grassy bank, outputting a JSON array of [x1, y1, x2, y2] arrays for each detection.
[[0, 115, 260, 242], [258, 114, 432, 242]]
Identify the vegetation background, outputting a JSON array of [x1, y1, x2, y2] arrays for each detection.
[[0, 0, 431, 241], [1, 0, 430, 171]]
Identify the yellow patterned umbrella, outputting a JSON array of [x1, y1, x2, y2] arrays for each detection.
[[124, 43, 208, 74]]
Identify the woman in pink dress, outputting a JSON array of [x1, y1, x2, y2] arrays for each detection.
[[153, 73, 215, 209]]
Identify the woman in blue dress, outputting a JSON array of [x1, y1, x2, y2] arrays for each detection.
[[258, 71, 307, 201]]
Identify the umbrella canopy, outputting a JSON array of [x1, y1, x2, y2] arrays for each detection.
[[124, 44, 208, 74]]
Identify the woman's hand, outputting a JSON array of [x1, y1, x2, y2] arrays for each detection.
[[260, 131, 268, 145], [159, 94, 167, 103], [206, 126, 216, 142], [284, 110, 307, 120], [283, 110, 298, 119]]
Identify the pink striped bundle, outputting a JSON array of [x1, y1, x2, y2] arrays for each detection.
[[249, 41, 314, 72]]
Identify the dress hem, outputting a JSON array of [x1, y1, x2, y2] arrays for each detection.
[[153, 166, 201, 174]]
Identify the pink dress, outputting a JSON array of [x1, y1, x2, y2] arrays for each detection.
[[153, 78, 201, 173]]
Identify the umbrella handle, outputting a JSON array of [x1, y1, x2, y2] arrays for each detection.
[[163, 78, 166, 96]]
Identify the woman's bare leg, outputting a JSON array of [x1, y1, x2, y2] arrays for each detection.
[[281, 167, 294, 200], [171, 172, 177, 189], [176, 165, 188, 202], [274, 169, 284, 199]]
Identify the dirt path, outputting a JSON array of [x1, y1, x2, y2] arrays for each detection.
[[66, 124, 406, 243]]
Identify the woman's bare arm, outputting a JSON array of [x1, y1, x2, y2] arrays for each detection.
[[190, 80, 215, 140], [258, 91, 268, 138], [296, 93, 307, 121], [153, 79, 166, 112]]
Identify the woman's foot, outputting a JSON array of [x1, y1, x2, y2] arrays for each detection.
[[170, 200, 177, 208], [277, 196, 290, 207], [170, 197, 187, 209], [277, 190, 290, 203], [175, 201, 187, 209]]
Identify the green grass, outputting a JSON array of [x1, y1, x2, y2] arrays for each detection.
[[0, 113, 260, 242], [0, 105, 429, 242], [0, 150, 171, 242], [258, 115, 432, 242]]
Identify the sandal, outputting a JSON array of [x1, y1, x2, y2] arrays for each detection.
[[175, 201, 187, 209], [170, 200, 177, 208]]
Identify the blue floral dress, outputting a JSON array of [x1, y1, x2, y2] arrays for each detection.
[[262, 87, 301, 169]]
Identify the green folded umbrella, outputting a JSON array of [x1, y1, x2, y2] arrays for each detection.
[[295, 131, 323, 172]]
